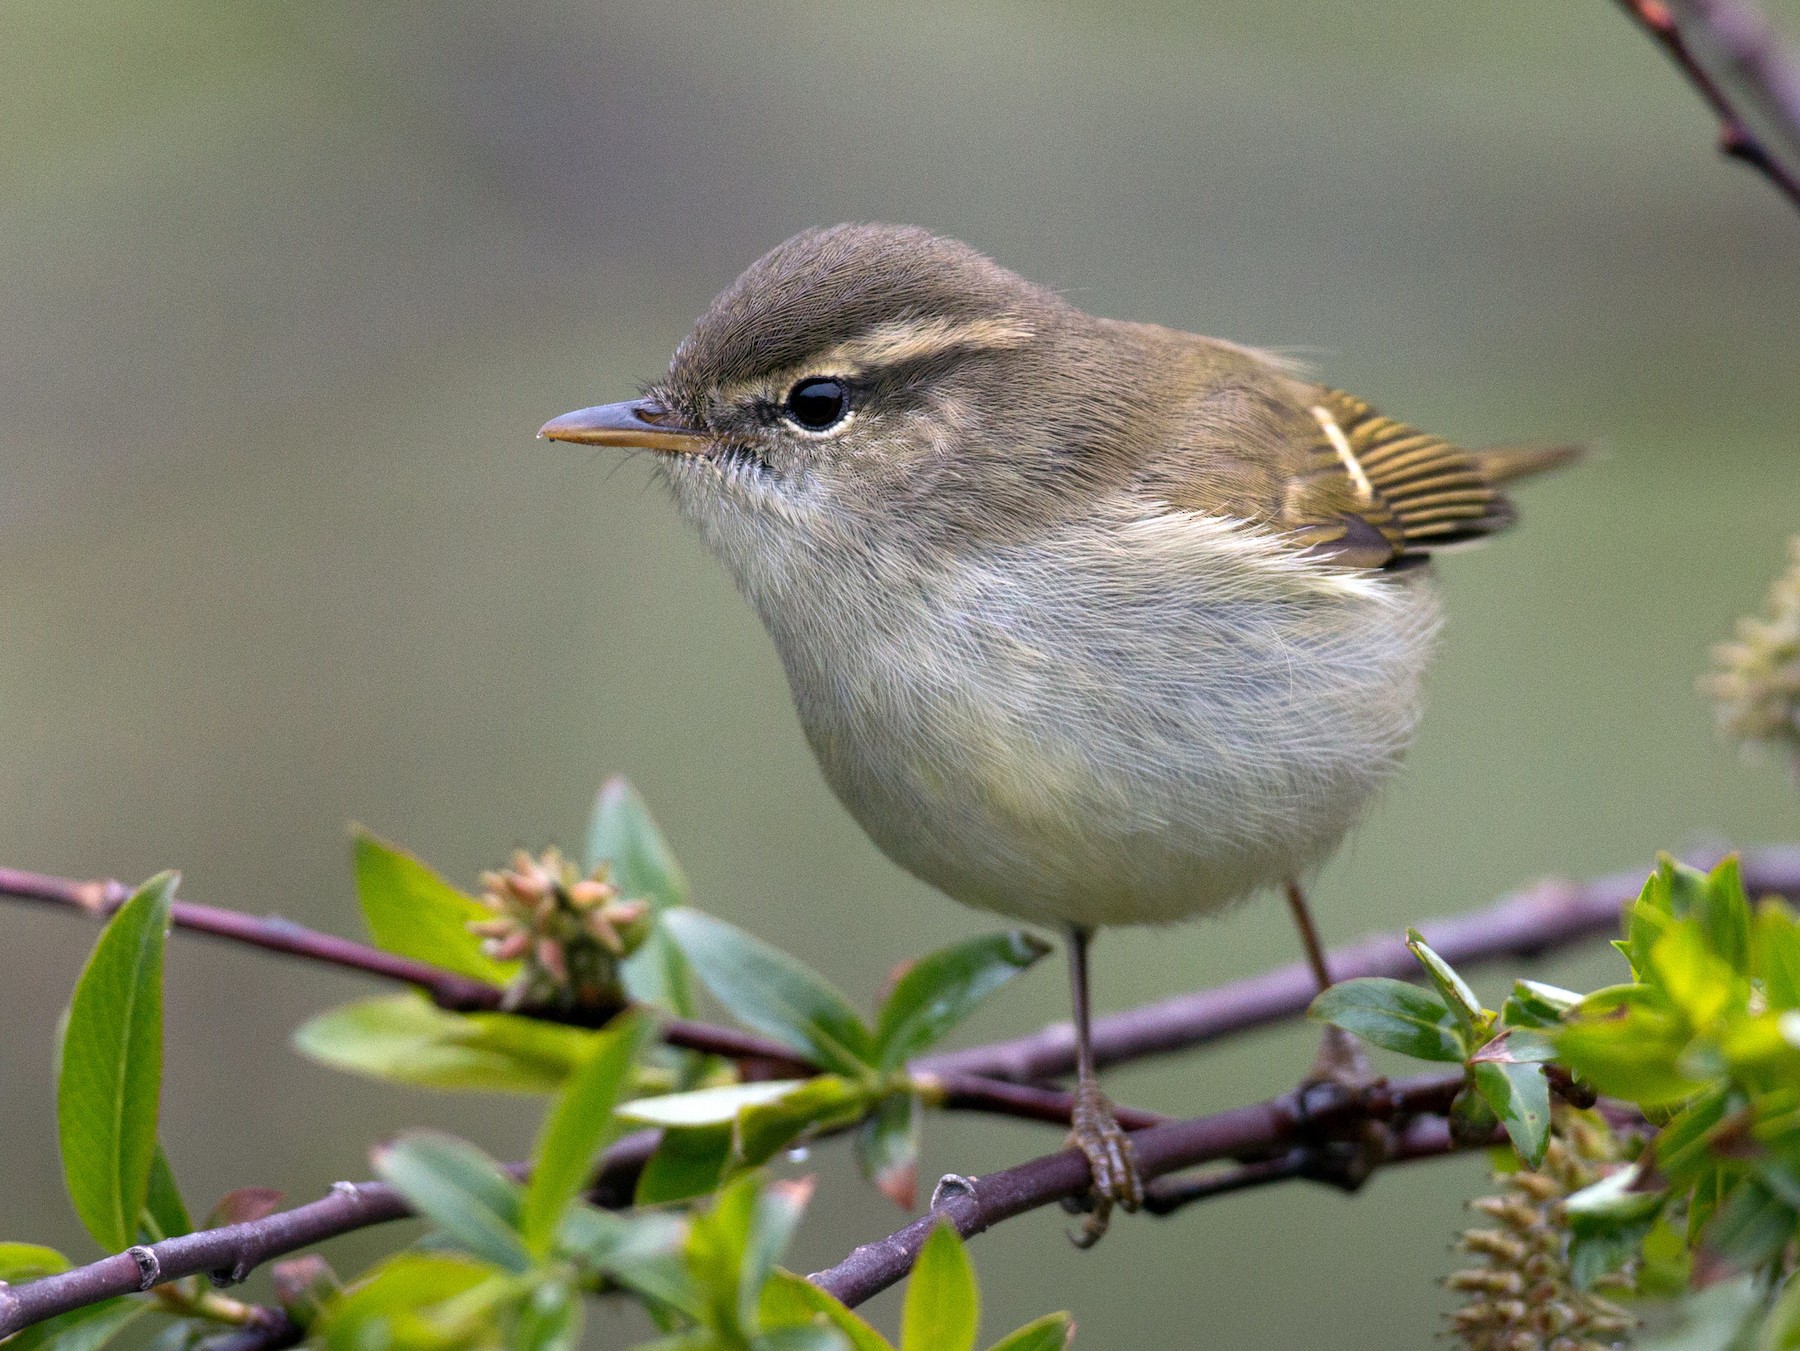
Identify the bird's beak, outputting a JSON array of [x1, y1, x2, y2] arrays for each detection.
[[536, 398, 710, 455]]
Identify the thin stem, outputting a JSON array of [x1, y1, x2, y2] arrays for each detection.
[[1615, 0, 1800, 210]]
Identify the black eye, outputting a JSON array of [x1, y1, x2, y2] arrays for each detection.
[[783, 377, 849, 431]]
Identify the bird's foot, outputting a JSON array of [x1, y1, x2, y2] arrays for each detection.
[[1296, 1026, 1390, 1192], [1062, 1079, 1143, 1248]]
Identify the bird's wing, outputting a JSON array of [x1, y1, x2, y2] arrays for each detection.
[[1270, 389, 1579, 569]]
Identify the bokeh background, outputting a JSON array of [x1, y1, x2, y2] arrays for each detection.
[[5, 1, 1800, 1345]]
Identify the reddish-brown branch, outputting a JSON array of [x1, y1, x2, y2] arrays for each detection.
[[0, 1076, 1468, 1337], [806, 1074, 1470, 1307], [1615, 0, 1800, 210], [913, 846, 1800, 1084]]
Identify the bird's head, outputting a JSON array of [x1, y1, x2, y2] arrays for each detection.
[[540, 224, 1138, 555]]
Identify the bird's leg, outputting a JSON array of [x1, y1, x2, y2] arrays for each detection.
[[1285, 878, 1389, 1190], [1284, 877, 1372, 1088], [1062, 924, 1142, 1248]]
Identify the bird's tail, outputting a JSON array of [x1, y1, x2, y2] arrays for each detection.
[[1475, 442, 1585, 485]]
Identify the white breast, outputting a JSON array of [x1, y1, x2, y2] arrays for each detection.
[[698, 494, 1441, 930]]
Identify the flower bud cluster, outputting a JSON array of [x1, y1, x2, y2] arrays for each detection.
[[469, 848, 649, 1011], [1447, 1116, 1634, 1351], [1702, 536, 1800, 776]]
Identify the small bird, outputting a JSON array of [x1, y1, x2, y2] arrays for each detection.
[[541, 224, 1576, 1242]]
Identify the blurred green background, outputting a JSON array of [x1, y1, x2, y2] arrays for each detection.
[[4, 0, 1800, 1345]]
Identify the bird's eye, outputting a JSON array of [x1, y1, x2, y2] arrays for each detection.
[[782, 377, 850, 432]]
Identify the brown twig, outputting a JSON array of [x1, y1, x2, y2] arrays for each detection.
[[1615, 0, 1800, 210], [807, 1074, 1469, 1307], [0, 1076, 1466, 1338], [912, 846, 1800, 1084]]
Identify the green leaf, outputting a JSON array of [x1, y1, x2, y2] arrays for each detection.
[[352, 829, 515, 985], [1308, 978, 1464, 1061], [1760, 1268, 1800, 1351], [372, 1131, 531, 1273], [515, 1279, 582, 1351], [1556, 999, 1707, 1107], [635, 1124, 734, 1206], [585, 778, 689, 909], [140, 1144, 190, 1241], [1499, 980, 1581, 1030], [294, 994, 598, 1094], [1405, 930, 1486, 1040], [1754, 899, 1800, 1011], [4, 1297, 144, 1351], [558, 1207, 693, 1313], [662, 909, 875, 1074], [0, 1243, 71, 1281], [1697, 856, 1752, 975], [621, 1080, 812, 1127], [1653, 1084, 1731, 1188], [986, 1313, 1075, 1351], [1471, 1061, 1551, 1167], [1639, 1275, 1761, 1351], [520, 1011, 651, 1257], [901, 1223, 978, 1351], [57, 872, 175, 1252], [735, 1077, 871, 1168], [314, 1252, 501, 1351], [855, 1093, 922, 1209], [1705, 1177, 1796, 1269], [761, 1271, 893, 1351], [761, 1327, 855, 1351], [874, 931, 1050, 1071], [1652, 921, 1747, 1028], [1564, 1163, 1664, 1290], [587, 778, 695, 1017], [742, 1179, 814, 1331]]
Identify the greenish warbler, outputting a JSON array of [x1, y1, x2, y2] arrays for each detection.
[[541, 224, 1576, 1241]]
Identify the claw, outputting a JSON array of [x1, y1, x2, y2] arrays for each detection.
[[1065, 1079, 1142, 1247], [1296, 1026, 1391, 1192]]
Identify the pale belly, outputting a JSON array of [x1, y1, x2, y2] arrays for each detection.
[[766, 516, 1443, 931]]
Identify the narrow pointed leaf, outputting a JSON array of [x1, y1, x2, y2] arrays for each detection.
[[1308, 978, 1464, 1061], [1471, 1061, 1551, 1166], [735, 1076, 870, 1168], [661, 908, 874, 1073], [587, 779, 695, 1015], [875, 931, 1050, 1070], [142, 1143, 191, 1240], [520, 1012, 651, 1256], [0, 1244, 71, 1281], [855, 1093, 922, 1209], [634, 1124, 733, 1206], [4, 1296, 144, 1351], [372, 1131, 530, 1273], [761, 1271, 894, 1351], [1405, 930, 1485, 1037], [900, 1223, 978, 1351], [741, 1179, 814, 1329], [295, 994, 597, 1093], [57, 872, 175, 1251], [352, 829, 515, 984], [986, 1312, 1075, 1351], [1754, 899, 1800, 1009], [619, 1080, 809, 1127]]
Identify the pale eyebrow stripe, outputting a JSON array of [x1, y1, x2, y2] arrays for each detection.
[[814, 316, 1034, 372], [1310, 403, 1374, 502]]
